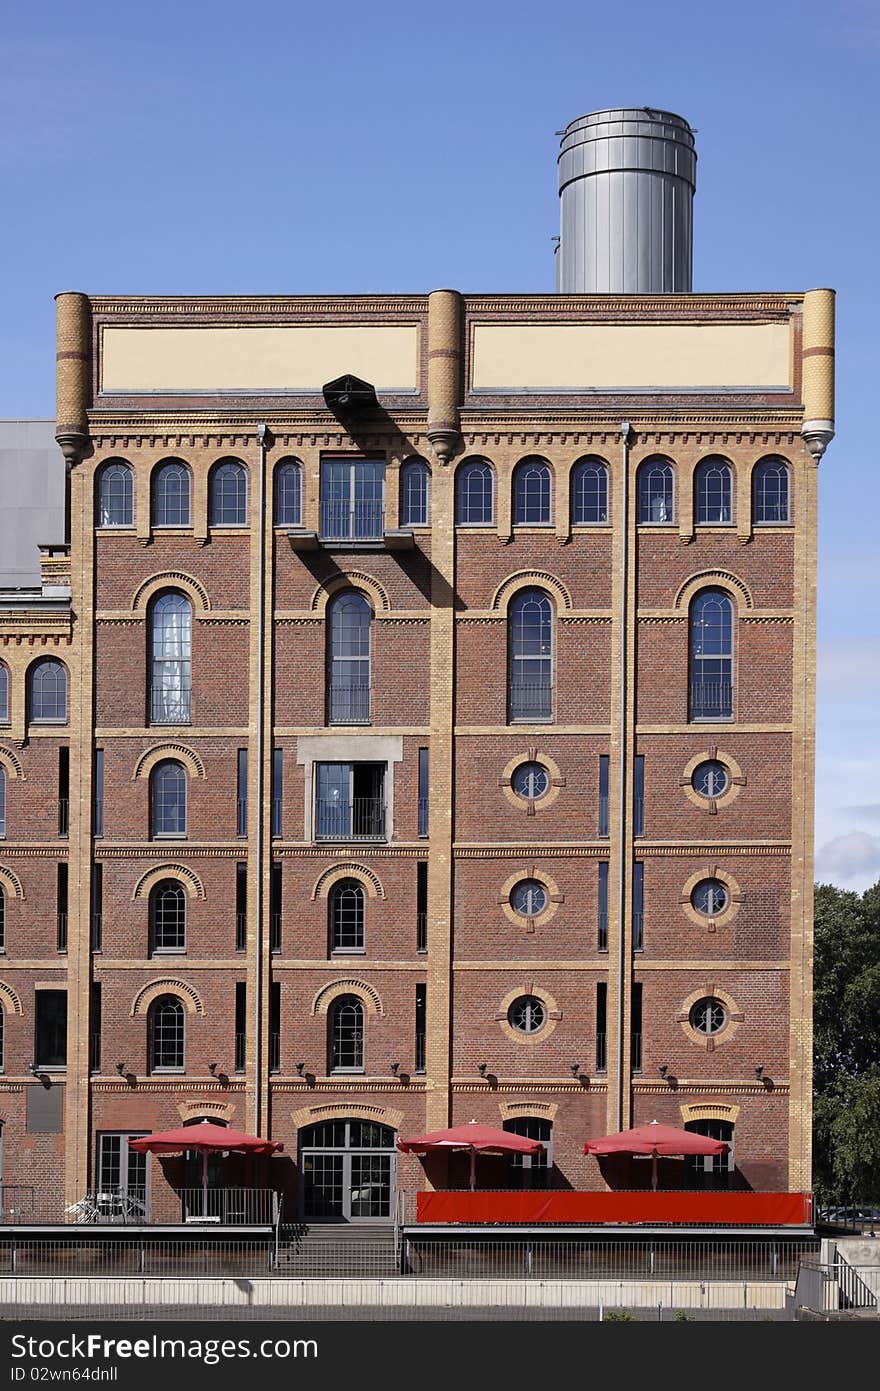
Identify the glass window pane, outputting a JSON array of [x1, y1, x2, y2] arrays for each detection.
[[331, 880, 365, 952], [275, 460, 302, 525], [152, 761, 187, 837], [638, 461, 674, 522], [571, 460, 608, 524], [508, 590, 553, 721], [152, 462, 191, 527], [753, 459, 790, 523], [97, 462, 134, 527], [151, 996, 185, 1070], [320, 459, 385, 539], [150, 593, 192, 725], [330, 996, 364, 1070], [689, 589, 733, 719], [513, 460, 551, 524], [30, 660, 67, 723], [0, 666, 8, 723], [210, 460, 247, 526], [456, 461, 494, 524], [328, 593, 371, 724], [151, 881, 186, 951], [696, 458, 732, 524], [400, 460, 430, 526]]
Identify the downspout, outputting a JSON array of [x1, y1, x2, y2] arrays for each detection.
[[615, 420, 632, 1131], [252, 422, 269, 1133]]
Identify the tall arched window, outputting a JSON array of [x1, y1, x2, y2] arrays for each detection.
[[504, 1116, 551, 1189], [329, 995, 364, 1072], [400, 459, 430, 527], [152, 461, 191, 528], [149, 592, 192, 724], [29, 659, 67, 723], [695, 458, 733, 524], [0, 664, 8, 723], [0, 1002, 4, 1070], [456, 460, 494, 525], [150, 880, 187, 952], [0, 886, 5, 952], [571, 458, 609, 525], [638, 459, 675, 523], [685, 1117, 735, 1186], [513, 458, 552, 525], [149, 995, 185, 1072], [96, 460, 134, 527], [329, 879, 365, 953], [327, 591, 371, 725], [210, 459, 247, 526], [753, 458, 790, 523], [151, 760, 187, 837], [690, 589, 734, 720], [508, 589, 553, 722], [0, 766, 6, 839], [274, 459, 302, 526]]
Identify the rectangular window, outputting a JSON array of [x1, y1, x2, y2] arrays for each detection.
[[633, 754, 645, 837], [236, 749, 248, 837], [315, 762, 386, 841], [91, 982, 101, 1074], [597, 861, 609, 951], [96, 1133, 148, 1216], [58, 747, 69, 837], [91, 863, 103, 952], [234, 982, 246, 1073], [418, 747, 429, 838], [319, 457, 385, 541], [633, 861, 644, 952], [269, 981, 281, 1073], [271, 748, 283, 838], [270, 861, 282, 954], [598, 754, 609, 838], [415, 983, 426, 1074], [35, 990, 67, 1069], [235, 863, 247, 952], [416, 860, 428, 954], [94, 749, 104, 837], [56, 863, 68, 953], [595, 982, 607, 1073], [631, 982, 643, 1073]]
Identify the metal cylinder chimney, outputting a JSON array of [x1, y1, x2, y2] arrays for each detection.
[[556, 108, 696, 294]]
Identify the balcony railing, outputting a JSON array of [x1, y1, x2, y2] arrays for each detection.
[[598, 793, 609, 838], [236, 911, 247, 952], [56, 912, 68, 953], [90, 912, 102, 952], [328, 684, 371, 724], [236, 798, 247, 836], [320, 501, 385, 542], [234, 1031, 246, 1073], [91, 1031, 101, 1073], [632, 911, 644, 952], [689, 677, 733, 720], [597, 911, 608, 952], [315, 797, 386, 841], [418, 797, 429, 838], [417, 911, 427, 954], [415, 1030, 426, 1074], [269, 1032, 280, 1073], [509, 682, 553, 723], [631, 1032, 643, 1073], [633, 796, 644, 837], [66, 1187, 149, 1224], [58, 798, 69, 837], [93, 798, 104, 837], [150, 688, 191, 725], [270, 913, 282, 953], [595, 1031, 607, 1073]]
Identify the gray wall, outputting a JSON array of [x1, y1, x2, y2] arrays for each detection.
[[0, 421, 65, 588]]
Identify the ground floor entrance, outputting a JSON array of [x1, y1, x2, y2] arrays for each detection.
[[299, 1120, 396, 1223]]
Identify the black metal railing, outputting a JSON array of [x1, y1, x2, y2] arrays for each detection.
[[236, 798, 247, 836], [56, 912, 68, 952], [67, 1187, 149, 1224], [234, 1031, 246, 1073], [595, 1032, 607, 1073], [631, 1032, 643, 1073], [58, 799, 69, 837], [93, 799, 104, 837], [271, 798, 282, 837], [178, 1188, 277, 1226], [90, 912, 102, 952], [633, 797, 644, 837], [235, 912, 247, 952], [150, 688, 191, 725], [90, 1031, 101, 1073], [415, 1030, 426, 1074], [598, 794, 609, 838], [597, 911, 608, 952], [418, 797, 429, 838], [270, 913, 281, 953], [417, 911, 427, 954], [328, 683, 371, 724], [315, 797, 386, 841], [320, 501, 385, 542], [269, 1032, 280, 1073], [508, 682, 553, 723], [689, 677, 733, 720], [632, 910, 644, 952], [0, 1187, 38, 1223]]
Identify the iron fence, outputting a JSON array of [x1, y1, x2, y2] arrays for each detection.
[[150, 688, 191, 725], [315, 797, 386, 841], [328, 684, 371, 724], [508, 682, 554, 722], [689, 678, 733, 720], [320, 502, 385, 542]]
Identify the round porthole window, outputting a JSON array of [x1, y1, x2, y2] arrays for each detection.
[[511, 880, 547, 917], [689, 997, 728, 1036], [692, 760, 729, 799], [508, 996, 546, 1034], [691, 879, 728, 917], [512, 762, 549, 801]]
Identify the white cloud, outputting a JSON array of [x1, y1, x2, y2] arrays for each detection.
[[815, 831, 880, 892]]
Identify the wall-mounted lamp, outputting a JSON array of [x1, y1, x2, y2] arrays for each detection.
[[570, 1063, 581, 1077], [477, 1062, 488, 1077], [295, 1062, 307, 1076], [658, 1064, 669, 1079], [115, 1062, 128, 1076], [208, 1062, 220, 1076], [755, 1065, 764, 1080], [390, 1062, 400, 1076]]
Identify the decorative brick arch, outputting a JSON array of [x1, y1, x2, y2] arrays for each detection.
[[131, 978, 205, 1018], [491, 571, 572, 613], [0, 746, 24, 780], [311, 863, 385, 901], [309, 572, 390, 615], [0, 980, 23, 1015], [292, 1101, 403, 1131], [311, 978, 384, 1018], [132, 743, 206, 781], [674, 570, 754, 612], [131, 572, 211, 614], [498, 1099, 559, 1122], [0, 866, 24, 901], [679, 1101, 741, 1126], [132, 864, 206, 902]]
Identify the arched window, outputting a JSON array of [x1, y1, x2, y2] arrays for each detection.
[[150, 880, 186, 952], [96, 460, 134, 527], [0, 766, 6, 839], [152, 461, 191, 528], [274, 459, 302, 526], [685, 1117, 735, 1186], [513, 458, 552, 525], [456, 460, 494, 525], [0, 1002, 3, 1071], [149, 995, 185, 1071], [695, 458, 733, 524], [400, 459, 430, 527], [327, 591, 371, 725], [638, 459, 675, 523], [329, 879, 365, 953], [329, 995, 364, 1072], [0, 664, 8, 723], [151, 760, 187, 837], [29, 659, 67, 724], [0, 886, 5, 952], [508, 589, 553, 722], [504, 1117, 551, 1190], [571, 458, 609, 525], [753, 458, 790, 524], [689, 589, 733, 720], [210, 459, 247, 526], [149, 592, 192, 725]]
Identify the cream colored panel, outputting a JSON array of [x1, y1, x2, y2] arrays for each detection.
[[101, 326, 420, 392], [471, 322, 792, 391]]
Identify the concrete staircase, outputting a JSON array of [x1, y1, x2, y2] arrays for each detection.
[[275, 1223, 400, 1277]]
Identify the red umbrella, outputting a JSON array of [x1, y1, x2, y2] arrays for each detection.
[[130, 1122, 283, 1217], [582, 1120, 729, 1191], [398, 1120, 544, 1191]]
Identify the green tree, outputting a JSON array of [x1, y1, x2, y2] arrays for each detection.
[[813, 880, 880, 1203]]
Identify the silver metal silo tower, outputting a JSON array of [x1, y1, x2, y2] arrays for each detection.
[[556, 108, 697, 294]]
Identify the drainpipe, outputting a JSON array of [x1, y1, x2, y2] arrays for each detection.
[[616, 420, 632, 1131], [252, 423, 269, 1133]]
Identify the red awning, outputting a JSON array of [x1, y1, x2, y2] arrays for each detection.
[[398, 1122, 544, 1157], [129, 1122, 283, 1156], [582, 1121, 729, 1157]]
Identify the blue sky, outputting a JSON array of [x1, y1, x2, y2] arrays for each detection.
[[2, 0, 877, 888]]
